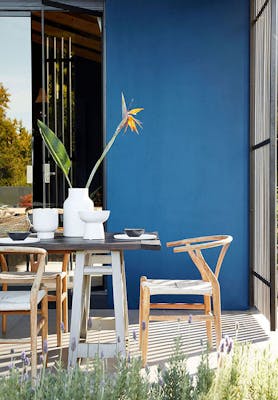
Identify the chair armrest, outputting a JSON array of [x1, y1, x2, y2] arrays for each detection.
[[173, 235, 233, 253], [167, 239, 187, 247]]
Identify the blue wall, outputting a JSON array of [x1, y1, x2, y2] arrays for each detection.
[[106, 0, 250, 310]]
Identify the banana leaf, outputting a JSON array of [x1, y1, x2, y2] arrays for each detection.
[[37, 120, 72, 188]]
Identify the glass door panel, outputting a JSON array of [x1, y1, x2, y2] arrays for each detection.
[[31, 11, 103, 208], [0, 16, 32, 212]]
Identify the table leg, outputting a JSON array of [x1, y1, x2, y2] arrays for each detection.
[[68, 251, 85, 369], [111, 251, 126, 356], [80, 273, 92, 339], [120, 252, 129, 345]]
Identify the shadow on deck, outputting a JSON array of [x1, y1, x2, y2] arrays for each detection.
[[0, 309, 271, 376]]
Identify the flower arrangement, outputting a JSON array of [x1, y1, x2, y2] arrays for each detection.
[[37, 94, 143, 189]]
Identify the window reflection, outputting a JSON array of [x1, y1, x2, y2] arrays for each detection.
[[0, 17, 32, 210]]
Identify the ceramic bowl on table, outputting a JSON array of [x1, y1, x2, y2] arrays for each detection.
[[8, 231, 30, 241], [79, 210, 110, 240], [124, 228, 145, 237], [32, 208, 59, 239]]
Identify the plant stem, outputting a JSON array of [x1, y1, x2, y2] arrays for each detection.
[[65, 174, 72, 188], [85, 117, 127, 189]]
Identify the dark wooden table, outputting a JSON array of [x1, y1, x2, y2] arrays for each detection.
[[3, 232, 161, 365], [36, 232, 160, 252]]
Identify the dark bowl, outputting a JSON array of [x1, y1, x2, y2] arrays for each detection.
[[124, 228, 145, 237], [8, 231, 30, 241]]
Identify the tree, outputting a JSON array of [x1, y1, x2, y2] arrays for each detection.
[[0, 83, 31, 186]]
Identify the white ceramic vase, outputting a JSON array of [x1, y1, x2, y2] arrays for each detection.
[[79, 210, 110, 240], [33, 208, 58, 239], [63, 188, 94, 237]]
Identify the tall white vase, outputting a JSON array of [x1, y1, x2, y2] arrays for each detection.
[[63, 188, 94, 237]]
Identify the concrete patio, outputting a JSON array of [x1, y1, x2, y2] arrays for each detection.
[[0, 308, 276, 376]]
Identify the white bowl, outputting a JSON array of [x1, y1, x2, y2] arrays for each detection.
[[78, 210, 110, 240], [79, 210, 110, 223], [32, 208, 58, 239]]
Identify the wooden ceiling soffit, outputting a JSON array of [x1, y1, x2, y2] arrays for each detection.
[[32, 11, 101, 38], [32, 20, 101, 52], [31, 32, 101, 63], [42, 0, 103, 15]]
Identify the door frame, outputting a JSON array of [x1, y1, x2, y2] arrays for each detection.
[[0, 0, 106, 209]]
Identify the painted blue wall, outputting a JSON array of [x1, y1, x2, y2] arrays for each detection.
[[106, 0, 249, 310]]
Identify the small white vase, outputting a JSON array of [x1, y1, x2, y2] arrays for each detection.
[[79, 210, 110, 239], [63, 188, 94, 237], [33, 208, 58, 239]]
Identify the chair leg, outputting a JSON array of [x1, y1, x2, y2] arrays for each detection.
[[204, 295, 212, 347], [62, 254, 69, 333], [1, 315, 7, 335], [41, 293, 48, 366], [62, 283, 68, 333], [56, 275, 62, 347], [212, 288, 222, 349], [140, 284, 150, 367], [30, 307, 38, 385], [139, 276, 147, 349], [2, 284, 7, 334]]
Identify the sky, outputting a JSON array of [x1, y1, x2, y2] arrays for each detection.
[[0, 17, 32, 131]]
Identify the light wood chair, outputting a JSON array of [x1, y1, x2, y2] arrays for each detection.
[[139, 235, 233, 366], [0, 246, 48, 382], [30, 250, 70, 346], [0, 249, 70, 347], [14, 208, 70, 347]]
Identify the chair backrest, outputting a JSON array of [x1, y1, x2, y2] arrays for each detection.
[[0, 246, 47, 299], [167, 235, 233, 284]]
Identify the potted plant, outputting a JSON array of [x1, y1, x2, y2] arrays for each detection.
[[37, 94, 143, 237]]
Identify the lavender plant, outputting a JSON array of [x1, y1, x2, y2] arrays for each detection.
[[0, 340, 278, 400]]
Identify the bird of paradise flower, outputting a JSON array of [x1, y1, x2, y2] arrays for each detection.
[[37, 93, 143, 189]]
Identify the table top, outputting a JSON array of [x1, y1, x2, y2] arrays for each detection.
[[0, 232, 161, 252]]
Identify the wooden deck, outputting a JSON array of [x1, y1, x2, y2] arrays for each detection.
[[0, 309, 273, 376]]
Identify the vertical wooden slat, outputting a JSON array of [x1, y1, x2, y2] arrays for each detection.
[[254, 146, 270, 320], [44, 30, 74, 206], [250, 0, 277, 329], [41, 8, 46, 207], [68, 36, 73, 177], [53, 36, 58, 206], [61, 36, 65, 202], [269, 0, 277, 330]]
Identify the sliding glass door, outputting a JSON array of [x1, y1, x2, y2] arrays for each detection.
[[33, 8, 103, 208], [0, 2, 104, 210]]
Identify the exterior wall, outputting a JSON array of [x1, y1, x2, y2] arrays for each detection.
[[106, 0, 250, 309]]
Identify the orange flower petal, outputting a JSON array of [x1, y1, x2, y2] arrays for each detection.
[[128, 117, 137, 132], [132, 117, 142, 128], [128, 108, 144, 115], [120, 95, 143, 134]]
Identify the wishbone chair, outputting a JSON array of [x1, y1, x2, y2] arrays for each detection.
[[139, 235, 233, 366]]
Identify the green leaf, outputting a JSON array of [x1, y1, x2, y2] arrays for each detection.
[[37, 120, 72, 188]]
